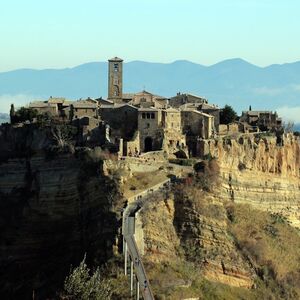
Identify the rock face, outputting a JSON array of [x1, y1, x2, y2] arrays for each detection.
[[0, 124, 123, 299], [139, 133, 300, 292], [207, 133, 300, 227], [140, 194, 254, 289]]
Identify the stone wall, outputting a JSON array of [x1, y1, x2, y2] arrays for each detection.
[[125, 131, 140, 156], [219, 123, 240, 135]]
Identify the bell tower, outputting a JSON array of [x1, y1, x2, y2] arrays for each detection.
[[108, 57, 123, 102]]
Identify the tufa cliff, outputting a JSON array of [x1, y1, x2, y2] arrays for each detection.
[[135, 134, 300, 299], [0, 124, 125, 299], [207, 133, 300, 227]]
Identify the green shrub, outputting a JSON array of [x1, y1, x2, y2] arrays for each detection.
[[63, 256, 112, 300], [12, 107, 38, 123]]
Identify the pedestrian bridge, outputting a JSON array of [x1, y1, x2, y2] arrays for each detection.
[[122, 178, 171, 299]]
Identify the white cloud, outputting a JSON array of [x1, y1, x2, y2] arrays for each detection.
[[292, 84, 300, 92], [276, 106, 300, 124], [253, 86, 284, 96], [0, 94, 41, 113]]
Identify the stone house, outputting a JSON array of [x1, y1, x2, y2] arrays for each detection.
[[138, 108, 163, 152], [180, 109, 214, 156], [122, 90, 168, 108], [197, 103, 220, 132], [100, 103, 138, 141], [29, 101, 58, 116], [181, 109, 214, 139], [240, 110, 282, 131], [169, 92, 208, 108], [161, 108, 187, 155], [137, 107, 186, 155], [70, 100, 98, 119]]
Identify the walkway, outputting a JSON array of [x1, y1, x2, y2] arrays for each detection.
[[122, 178, 171, 299]]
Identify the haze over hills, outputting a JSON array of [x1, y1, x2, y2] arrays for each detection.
[[0, 58, 300, 124]]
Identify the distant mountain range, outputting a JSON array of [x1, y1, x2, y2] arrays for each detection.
[[0, 58, 300, 123], [0, 113, 8, 124]]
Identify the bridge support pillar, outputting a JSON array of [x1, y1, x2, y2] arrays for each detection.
[[124, 241, 128, 276], [130, 260, 134, 296], [136, 277, 140, 300]]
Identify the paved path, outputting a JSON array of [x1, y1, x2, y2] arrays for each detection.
[[122, 178, 171, 300]]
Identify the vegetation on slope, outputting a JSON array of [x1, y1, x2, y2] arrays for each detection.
[[227, 203, 300, 299]]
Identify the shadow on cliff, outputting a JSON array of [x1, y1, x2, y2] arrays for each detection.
[[0, 126, 125, 299]]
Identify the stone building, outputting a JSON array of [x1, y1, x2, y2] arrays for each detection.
[[240, 110, 282, 131], [123, 90, 168, 108], [181, 109, 214, 139], [71, 100, 98, 119], [180, 108, 214, 156], [29, 97, 72, 117], [138, 108, 162, 152], [108, 57, 123, 102], [100, 103, 138, 141], [137, 107, 186, 155], [197, 103, 220, 132], [29, 101, 58, 116], [169, 92, 208, 108], [161, 108, 187, 155]]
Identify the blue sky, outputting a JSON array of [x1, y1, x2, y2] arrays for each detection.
[[1, 0, 300, 71]]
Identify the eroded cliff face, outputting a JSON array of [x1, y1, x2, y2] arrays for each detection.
[[139, 134, 300, 297], [206, 133, 300, 227], [0, 125, 124, 299], [140, 192, 255, 290]]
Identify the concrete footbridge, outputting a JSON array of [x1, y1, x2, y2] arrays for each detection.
[[122, 178, 171, 300]]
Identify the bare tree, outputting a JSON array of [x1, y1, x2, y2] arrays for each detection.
[[284, 121, 294, 133], [51, 125, 72, 148]]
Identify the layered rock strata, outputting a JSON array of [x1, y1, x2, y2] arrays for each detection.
[[206, 133, 300, 227]]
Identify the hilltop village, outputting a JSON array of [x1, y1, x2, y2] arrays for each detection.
[[2, 58, 300, 300], [10, 57, 283, 159]]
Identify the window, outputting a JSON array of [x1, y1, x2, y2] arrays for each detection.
[[146, 123, 150, 128], [114, 63, 118, 72], [142, 113, 146, 119], [114, 85, 119, 96], [146, 113, 150, 119], [151, 113, 155, 119]]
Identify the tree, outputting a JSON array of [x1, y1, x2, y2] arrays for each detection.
[[63, 256, 112, 300], [220, 105, 238, 124], [51, 125, 77, 148], [13, 107, 38, 123], [69, 104, 74, 122], [10, 104, 15, 123]]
